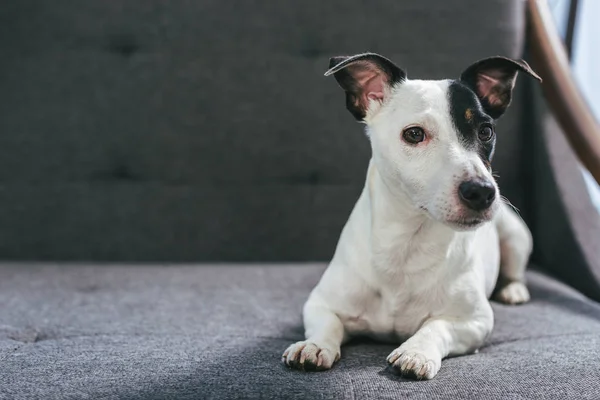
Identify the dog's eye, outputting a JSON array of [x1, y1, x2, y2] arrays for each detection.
[[402, 127, 425, 144], [478, 125, 494, 142]]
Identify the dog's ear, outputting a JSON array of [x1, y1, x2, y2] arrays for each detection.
[[459, 56, 542, 119], [325, 53, 406, 120]]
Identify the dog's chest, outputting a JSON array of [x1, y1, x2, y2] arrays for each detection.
[[343, 258, 453, 340], [341, 229, 464, 339]]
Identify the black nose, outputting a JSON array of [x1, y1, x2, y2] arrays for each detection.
[[458, 180, 496, 211]]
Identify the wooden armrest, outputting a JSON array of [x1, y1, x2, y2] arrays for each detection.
[[527, 0, 600, 185]]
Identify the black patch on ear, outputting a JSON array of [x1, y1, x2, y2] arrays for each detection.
[[459, 56, 542, 119], [448, 80, 496, 166], [328, 57, 348, 70], [325, 53, 406, 120]]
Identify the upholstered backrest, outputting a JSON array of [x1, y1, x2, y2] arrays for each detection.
[[0, 0, 528, 261]]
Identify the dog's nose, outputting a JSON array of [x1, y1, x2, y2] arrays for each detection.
[[458, 180, 496, 211]]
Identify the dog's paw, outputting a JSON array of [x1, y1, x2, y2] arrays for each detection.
[[282, 341, 340, 371], [494, 281, 530, 305], [386, 345, 441, 380]]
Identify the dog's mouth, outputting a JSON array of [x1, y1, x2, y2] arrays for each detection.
[[421, 204, 493, 231], [447, 218, 484, 229], [443, 199, 498, 230], [444, 211, 494, 230]]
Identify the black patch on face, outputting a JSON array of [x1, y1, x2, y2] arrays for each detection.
[[448, 80, 496, 166]]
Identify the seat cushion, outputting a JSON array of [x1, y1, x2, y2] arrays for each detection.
[[1, 263, 599, 399]]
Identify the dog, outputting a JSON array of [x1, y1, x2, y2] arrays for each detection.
[[282, 53, 541, 380]]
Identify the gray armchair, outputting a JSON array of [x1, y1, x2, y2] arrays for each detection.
[[1, 1, 599, 398]]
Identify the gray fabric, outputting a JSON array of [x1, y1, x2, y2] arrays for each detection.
[[1, 263, 599, 399], [0, 0, 527, 261], [528, 82, 600, 301]]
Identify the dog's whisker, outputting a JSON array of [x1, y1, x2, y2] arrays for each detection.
[[500, 195, 523, 219], [499, 195, 517, 210]]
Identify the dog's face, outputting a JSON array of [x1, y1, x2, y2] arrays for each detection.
[[326, 53, 541, 230]]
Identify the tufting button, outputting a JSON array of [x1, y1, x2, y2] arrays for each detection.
[[111, 164, 137, 180], [107, 33, 139, 57], [300, 36, 323, 58], [89, 163, 139, 182]]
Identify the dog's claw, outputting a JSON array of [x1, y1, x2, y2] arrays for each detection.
[[386, 349, 401, 364], [283, 341, 339, 371], [387, 346, 441, 380]]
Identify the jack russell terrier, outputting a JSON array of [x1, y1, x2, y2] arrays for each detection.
[[282, 53, 541, 380]]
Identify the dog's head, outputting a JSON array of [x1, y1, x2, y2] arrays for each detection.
[[326, 53, 541, 231]]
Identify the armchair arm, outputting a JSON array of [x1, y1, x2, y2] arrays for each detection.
[[527, 0, 600, 185], [526, 0, 600, 300]]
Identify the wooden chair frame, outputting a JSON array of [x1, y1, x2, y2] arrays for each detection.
[[527, 0, 600, 185]]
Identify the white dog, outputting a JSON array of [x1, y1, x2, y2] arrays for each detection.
[[282, 53, 541, 380]]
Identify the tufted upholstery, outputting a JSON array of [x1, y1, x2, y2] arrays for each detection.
[[0, 0, 527, 261]]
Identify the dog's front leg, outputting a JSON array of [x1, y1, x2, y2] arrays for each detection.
[[387, 306, 493, 379], [494, 204, 533, 305], [282, 302, 345, 371]]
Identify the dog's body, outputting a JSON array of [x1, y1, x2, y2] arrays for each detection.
[[282, 54, 541, 379]]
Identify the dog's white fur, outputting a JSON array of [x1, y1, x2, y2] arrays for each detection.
[[282, 74, 532, 379]]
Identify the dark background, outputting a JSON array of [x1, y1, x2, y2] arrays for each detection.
[[1, 1, 530, 261]]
